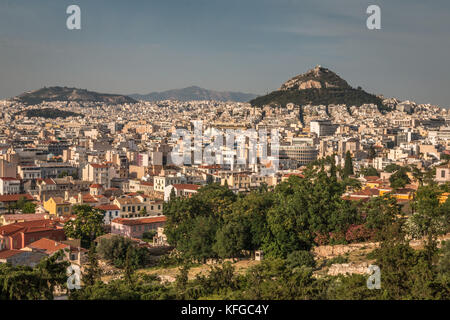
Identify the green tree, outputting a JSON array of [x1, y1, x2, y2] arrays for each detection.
[[63, 205, 105, 248], [213, 220, 246, 259], [342, 151, 354, 178], [0, 251, 69, 300], [408, 185, 450, 263], [286, 250, 316, 269], [83, 244, 101, 286], [410, 165, 424, 186], [360, 166, 379, 177], [21, 201, 36, 214], [389, 167, 411, 189], [363, 195, 403, 241], [97, 235, 148, 269], [124, 247, 135, 285], [13, 197, 36, 214], [385, 164, 401, 173]]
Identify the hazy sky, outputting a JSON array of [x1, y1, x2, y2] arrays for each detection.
[[1, 0, 450, 107]]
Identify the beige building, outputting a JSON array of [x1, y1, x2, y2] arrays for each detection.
[[82, 163, 115, 188], [436, 164, 450, 184], [0, 159, 17, 178], [113, 195, 163, 218]]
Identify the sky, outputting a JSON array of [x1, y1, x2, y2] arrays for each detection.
[[0, 0, 450, 107]]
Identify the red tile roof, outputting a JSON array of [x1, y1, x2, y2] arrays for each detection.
[[43, 178, 56, 185], [0, 194, 34, 202], [172, 184, 201, 191], [363, 176, 381, 181], [283, 173, 305, 179], [3, 214, 47, 222], [0, 219, 62, 237], [90, 163, 109, 169], [0, 177, 20, 181], [0, 249, 23, 259], [96, 204, 120, 211], [352, 188, 380, 197], [27, 238, 69, 254], [342, 195, 370, 202], [112, 216, 166, 226]]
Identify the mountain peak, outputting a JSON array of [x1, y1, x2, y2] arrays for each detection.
[[250, 65, 388, 111], [280, 65, 351, 91]]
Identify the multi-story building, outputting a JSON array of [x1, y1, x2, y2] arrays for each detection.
[[82, 163, 115, 188], [279, 145, 318, 166], [436, 163, 450, 184], [43, 197, 72, 216], [111, 216, 166, 239], [310, 120, 337, 137], [0, 177, 21, 195], [113, 195, 163, 218], [0, 219, 65, 250], [153, 175, 184, 192]]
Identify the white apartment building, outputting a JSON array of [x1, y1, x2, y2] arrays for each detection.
[[153, 175, 184, 192], [0, 177, 21, 195]]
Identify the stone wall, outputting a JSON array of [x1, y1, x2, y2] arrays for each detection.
[[327, 262, 371, 276], [313, 242, 379, 259]]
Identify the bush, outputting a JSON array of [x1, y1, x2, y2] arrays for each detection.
[[286, 250, 316, 269], [345, 224, 376, 243], [97, 235, 149, 269]]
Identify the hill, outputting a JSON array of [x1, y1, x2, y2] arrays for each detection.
[[12, 87, 137, 105], [130, 86, 258, 102], [250, 66, 388, 111], [14, 108, 83, 119]]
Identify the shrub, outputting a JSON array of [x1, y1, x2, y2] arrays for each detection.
[[286, 250, 317, 269]]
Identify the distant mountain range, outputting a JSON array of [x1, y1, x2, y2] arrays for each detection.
[[130, 86, 258, 102], [250, 65, 388, 111], [11, 86, 137, 105], [9, 69, 390, 109]]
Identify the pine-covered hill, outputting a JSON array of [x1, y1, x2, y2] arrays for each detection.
[[250, 65, 390, 112]]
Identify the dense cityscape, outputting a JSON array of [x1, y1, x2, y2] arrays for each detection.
[[0, 65, 448, 300]]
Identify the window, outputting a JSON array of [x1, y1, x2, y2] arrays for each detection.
[[442, 170, 446, 178]]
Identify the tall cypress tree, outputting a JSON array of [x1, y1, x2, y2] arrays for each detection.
[[343, 151, 354, 178], [83, 244, 101, 286], [124, 247, 135, 285]]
